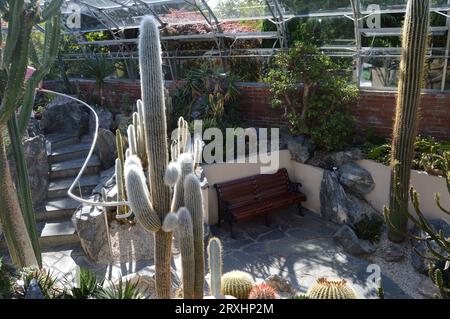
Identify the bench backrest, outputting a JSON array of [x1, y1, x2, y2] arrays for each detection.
[[215, 168, 291, 206], [254, 169, 290, 200]]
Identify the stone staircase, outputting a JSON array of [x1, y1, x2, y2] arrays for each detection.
[[35, 133, 101, 248]]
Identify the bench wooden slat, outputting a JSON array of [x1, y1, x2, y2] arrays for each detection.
[[214, 168, 307, 237]]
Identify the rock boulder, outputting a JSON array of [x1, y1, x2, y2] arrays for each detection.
[[339, 162, 375, 195], [40, 96, 89, 136], [287, 135, 316, 163]]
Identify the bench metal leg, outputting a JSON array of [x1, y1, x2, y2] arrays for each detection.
[[264, 214, 271, 227], [298, 203, 305, 217]]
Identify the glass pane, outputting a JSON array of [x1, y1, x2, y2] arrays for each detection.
[[361, 56, 400, 88], [424, 58, 445, 90]]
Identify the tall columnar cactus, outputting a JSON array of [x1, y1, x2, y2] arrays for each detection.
[[120, 17, 206, 299], [208, 237, 223, 297], [221, 271, 254, 299], [384, 154, 450, 299], [307, 278, 357, 299], [0, 0, 62, 268], [388, 0, 430, 242]]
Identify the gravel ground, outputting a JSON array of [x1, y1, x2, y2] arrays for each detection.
[[366, 231, 433, 299]]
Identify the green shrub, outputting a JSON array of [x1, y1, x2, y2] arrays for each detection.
[[265, 42, 358, 151], [362, 136, 450, 176], [352, 218, 384, 243]]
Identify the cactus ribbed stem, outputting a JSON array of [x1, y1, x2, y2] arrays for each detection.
[[184, 173, 205, 299], [0, 128, 38, 268], [388, 0, 430, 242], [178, 207, 195, 299], [221, 271, 254, 299], [127, 124, 138, 156], [171, 154, 194, 213], [124, 156, 161, 232], [208, 237, 222, 297], [307, 278, 357, 299], [139, 16, 172, 299]]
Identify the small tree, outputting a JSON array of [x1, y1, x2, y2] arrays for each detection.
[[265, 42, 358, 151]]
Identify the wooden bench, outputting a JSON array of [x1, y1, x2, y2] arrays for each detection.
[[214, 168, 307, 238]]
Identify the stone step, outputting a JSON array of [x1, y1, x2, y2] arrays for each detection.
[[50, 156, 101, 180], [47, 175, 100, 199], [37, 220, 79, 247], [50, 143, 92, 163], [36, 197, 81, 222], [46, 133, 79, 150]]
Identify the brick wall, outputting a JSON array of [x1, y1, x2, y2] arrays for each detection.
[[43, 80, 450, 140]]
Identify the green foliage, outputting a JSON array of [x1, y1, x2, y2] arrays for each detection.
[[16, 267, 65, 299], [0, 256, 13, 299], [352, 217, 384, 243], [69, 268, 101, 299], [83, 53, 115, 88], [97, 278, 144, 299], [172, 62, 240, 130], [265, 42, 358, 151], [362, 136, 450, 176], [384, 153, 450, 298]]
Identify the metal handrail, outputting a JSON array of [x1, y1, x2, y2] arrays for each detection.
[[38, 88, 129, 208]]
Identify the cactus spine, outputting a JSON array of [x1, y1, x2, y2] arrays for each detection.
[[0, 0, 62, 268], [249, 284, 277, 299], [388, 0, 430, 242], [115, 130, 129, 218], [307, 278, 357, 299], [221, 271, 254, 299], [207, 237, 223, 297]]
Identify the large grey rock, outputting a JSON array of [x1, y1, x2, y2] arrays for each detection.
[[95, 128, 117, 169], [411, 219, 450, 274], [13, 135, 49, 209], [25, 279, 44, 299], [90, 106, 113, 133], [308, 148, 362, 169], [320, 170, 381, 226], [287, 135, 316, 163], [339, 162, 375, 195], [333, 225, 376, 255], [40, 96, 89, 136], [26, 118, 41, 138], [72, 197, 110, 263]]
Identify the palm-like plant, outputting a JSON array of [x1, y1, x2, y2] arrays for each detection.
[[83, 53, 115, 106]]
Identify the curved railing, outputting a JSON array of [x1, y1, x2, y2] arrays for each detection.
[[39, 88, 129, 208]]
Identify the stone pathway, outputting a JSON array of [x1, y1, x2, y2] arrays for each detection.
[[2, 207, 420, 298], [211, 207, 412, 299]]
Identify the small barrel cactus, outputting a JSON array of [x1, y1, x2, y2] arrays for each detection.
[[221, 271, 254, 299], [249, 283, 277, 299], [307, 278, 357, 299]]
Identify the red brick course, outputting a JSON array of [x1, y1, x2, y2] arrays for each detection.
[[43, 80, 450, 140]]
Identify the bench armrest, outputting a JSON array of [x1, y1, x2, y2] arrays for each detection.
[[288, 181, 303, 193]]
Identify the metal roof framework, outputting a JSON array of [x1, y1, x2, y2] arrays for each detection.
[[45, 0, 450, 91]]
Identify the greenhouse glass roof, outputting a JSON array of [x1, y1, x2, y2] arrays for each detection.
[[39, 0, 450, 91]]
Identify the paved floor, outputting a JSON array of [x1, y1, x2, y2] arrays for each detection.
[[210, 207, 410, 299], [2, 207, 412, 298]]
